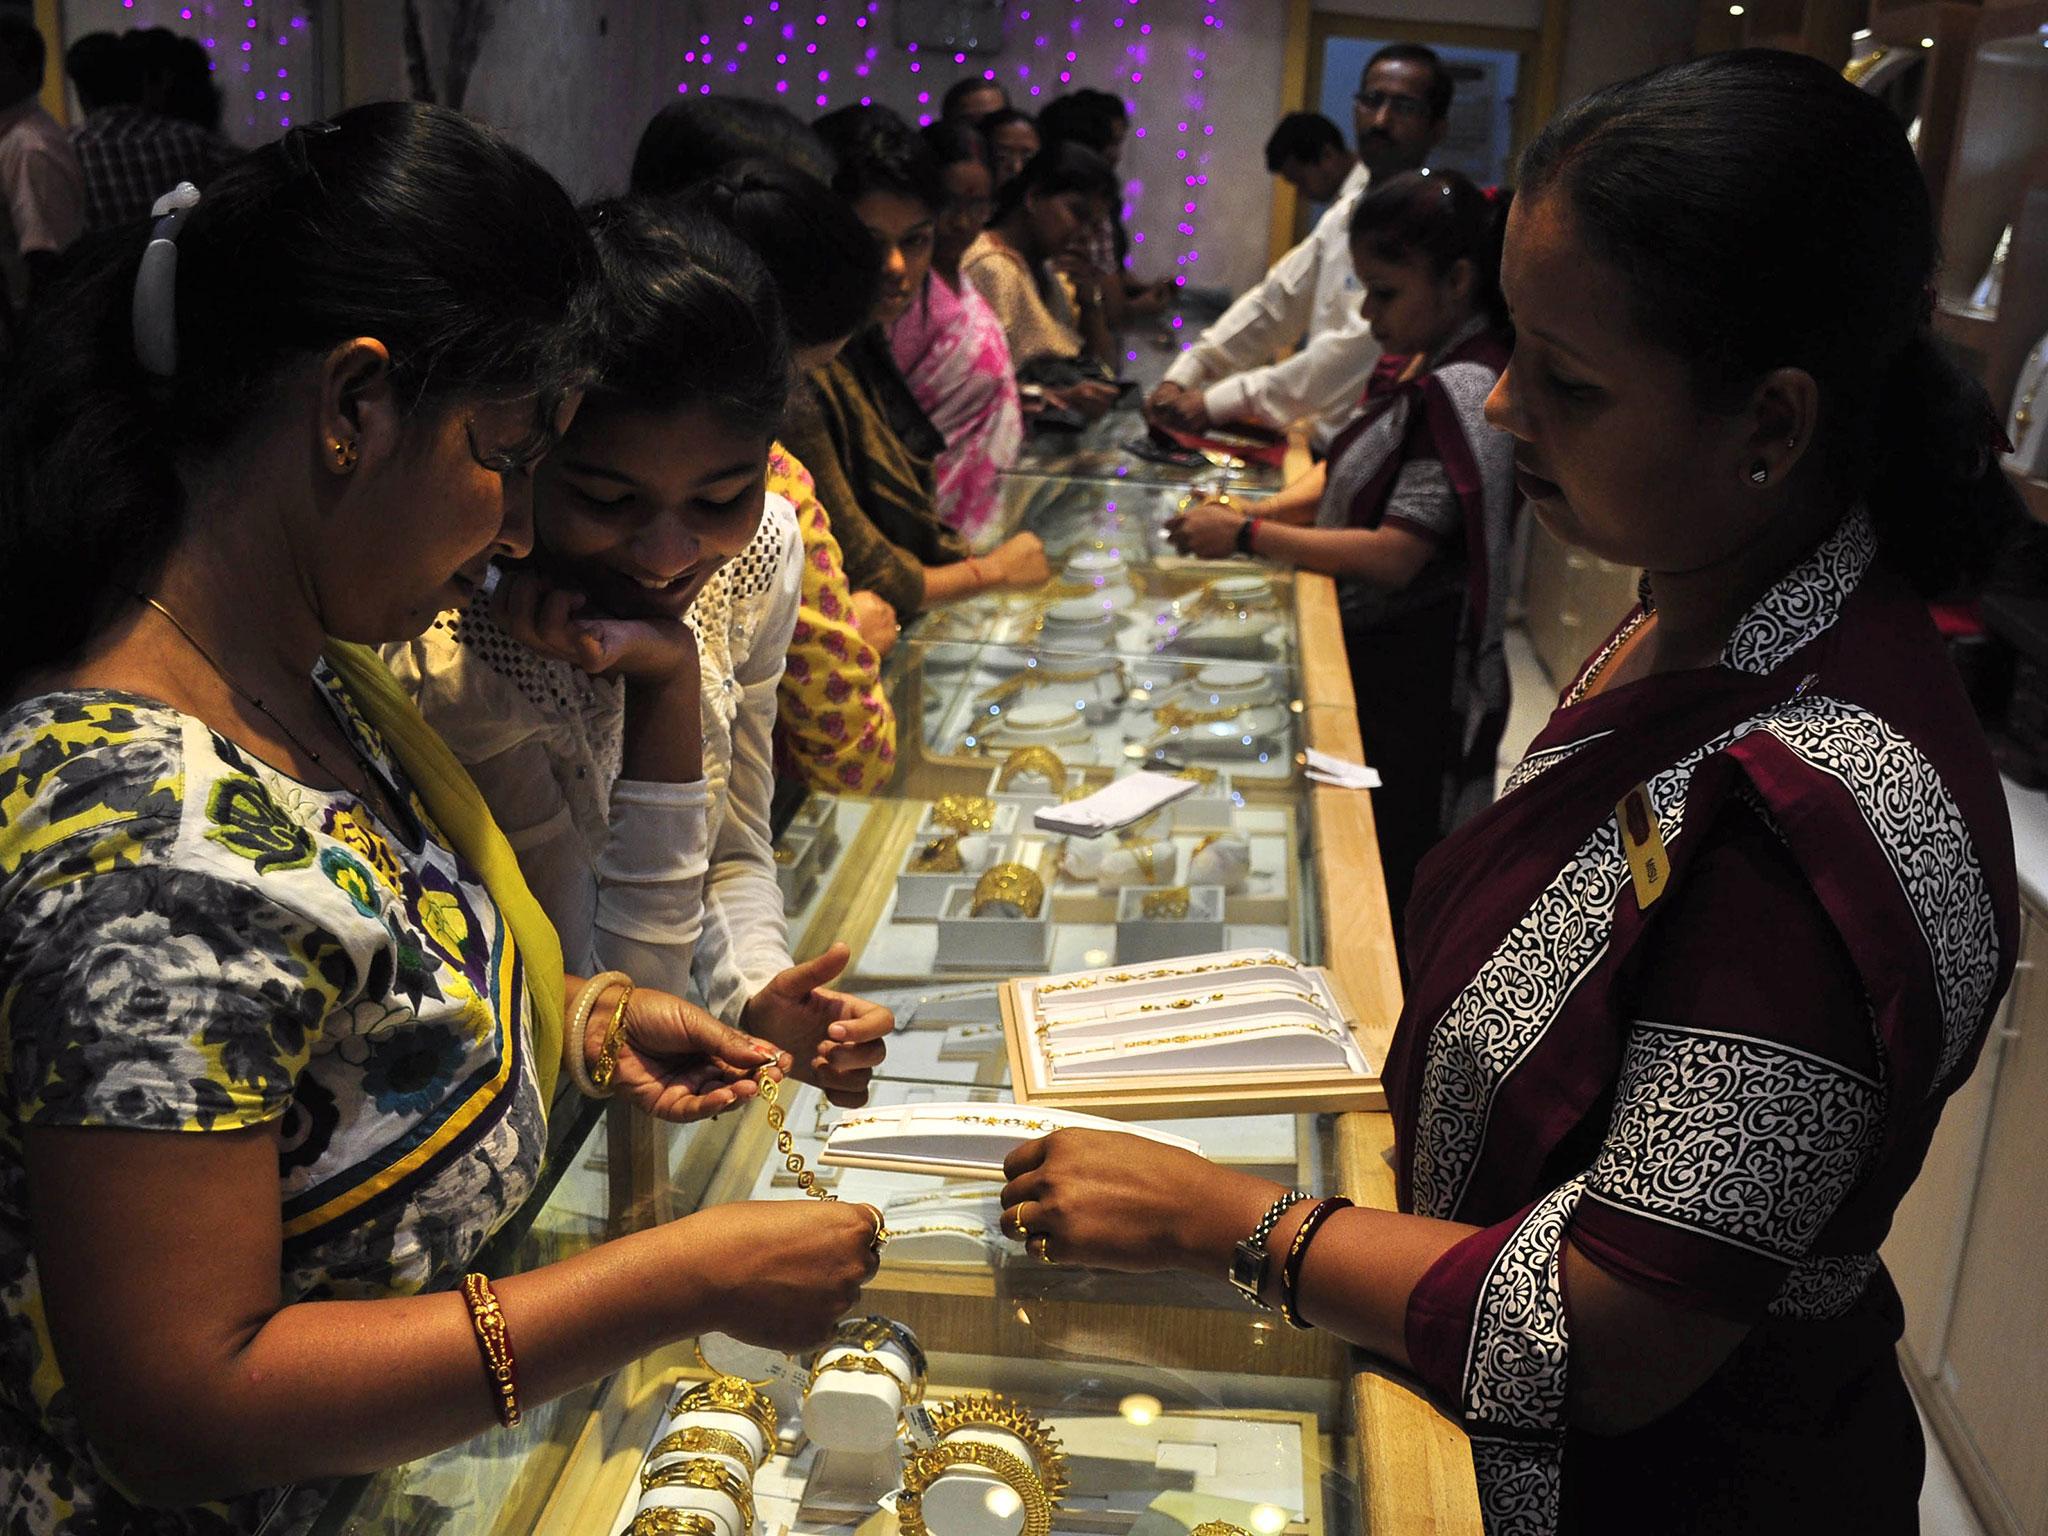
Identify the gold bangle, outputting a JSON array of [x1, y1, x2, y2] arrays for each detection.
[[640, 1456, 755, 1530], [924, 1393, 1070, 1500], [1192, 1524, 1257, 1536], [646, 1425, 760, 1479], [673, 1375, 780, 1446], [971, 862, 1044, 919], [932, 792, 998, 833], [588, 978, 636, 1092], [898, 1441, 1055, 1536], [460, 1272, 521, 1429], [566, 969, 632, 1097], [628, 1512, 720, 1536], [805, 1350, 924, 1404], [997, 746, 1067, 791], [1140, 885, 1192, 920], [908, 832, 966, 874], [689, 1338, 776, 1390]]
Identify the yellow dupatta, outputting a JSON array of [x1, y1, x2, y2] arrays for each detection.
[[323, 642, 567, 1107]]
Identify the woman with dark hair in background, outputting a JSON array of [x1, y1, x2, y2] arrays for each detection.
[[1035, 88, 1172, 327], [797, 104, 1049, 619], [1170, 169, 1516, 937], [887, 119, 1023, 550], [998, 52, 2021, 1534], [961, 140, 1122, 420], [387, 198, 894, 1108], [979, 106, 1040, 190], [627, 101, 899, 793], [0, 103, 876, 1536]]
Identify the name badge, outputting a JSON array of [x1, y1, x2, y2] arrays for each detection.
[[1616, 784, 1670, 910]]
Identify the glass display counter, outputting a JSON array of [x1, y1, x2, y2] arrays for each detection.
[[297, 431, 1478, 1536], [1009, 405, 1286, 494]]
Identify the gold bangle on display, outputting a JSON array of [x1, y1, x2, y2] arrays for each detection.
[[645, 1426, 760, 1481], [1192, 1524, 1258, 1536], [932, 792, 998, 833], [1172, 763, 1221, 786], [673, 1375, 780, 1445], [588, 979, 637, 1093], [971, 862, 1045, 919], [806, 1351, 923, 1404], [1140, 886, 1192, 920], [689, 1337, 775, 1391], [627, 1512, 720, 1536], [997, 746, 1068, 790], [898, 1441, 1055, 1536], [908, 832, 966, 874], [925, 1393, 1070, 1500], [639, 1456, 755, 1530], [1128, 843, 1160, 884]]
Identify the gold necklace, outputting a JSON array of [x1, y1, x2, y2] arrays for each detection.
[[132, 592, 382, 810], [1048, 1018, 1344, 1061]]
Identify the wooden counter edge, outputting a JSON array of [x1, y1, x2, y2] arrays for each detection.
[[1300, 570, 1483, 1533]]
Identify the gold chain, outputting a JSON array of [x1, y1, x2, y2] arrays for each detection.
[[1036, 953, 1278, 995], [1049, 1017, 1345, 1060]]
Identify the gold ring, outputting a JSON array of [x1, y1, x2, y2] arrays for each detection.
[[971, 862, 1045, 920], [997, 746, 1068, 791], [672, 1375, 779, 1445], [1029, 1234, 1056, 1265], [639, 1457, 756, 1530], [646, 1426, 759, 1480], [860, 1202, 891, 1253], [1140, 885, 1192, 920], [898, 1441, 1055, 1536], [908, 832, 965, 874], [932, 792, 998, 833]]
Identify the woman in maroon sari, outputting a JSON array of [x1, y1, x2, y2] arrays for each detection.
[[994, 51, 2024, 1533]]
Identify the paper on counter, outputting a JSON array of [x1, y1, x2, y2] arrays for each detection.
[[1032, 770, 1198, 837], [1303, 747, 1382, 790]]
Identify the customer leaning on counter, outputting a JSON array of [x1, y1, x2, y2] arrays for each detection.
[[1001, 51, 2022, 1535], [0, 105, 876, 1535]]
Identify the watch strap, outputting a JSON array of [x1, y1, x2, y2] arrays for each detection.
[[1230, 1188, 1309, 1307]]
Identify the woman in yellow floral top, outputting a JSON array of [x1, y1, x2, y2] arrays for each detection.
[[0, 106, 875, 1536], [768, 441, 899, 793]]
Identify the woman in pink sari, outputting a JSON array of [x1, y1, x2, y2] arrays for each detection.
[[991, 52, 2026, 1534], [889, 120, 1023, 550]]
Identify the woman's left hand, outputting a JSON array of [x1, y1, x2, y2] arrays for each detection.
[[591, 984, 792, 1123], [1164, 501, 1247, 559], [999, 1128, 1282, 1273], [740, 944, 895, 1107]]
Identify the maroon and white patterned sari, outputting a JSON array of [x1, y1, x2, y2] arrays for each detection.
[[1385, 509, 2018, 1533]]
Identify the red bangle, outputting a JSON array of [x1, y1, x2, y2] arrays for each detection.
[[461, 1271, 522, 1427], [965, 556, 987, 588], [1278, 1196, 1352, 1330]]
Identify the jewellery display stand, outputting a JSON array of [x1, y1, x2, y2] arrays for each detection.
[[1002, 951, 1384, 1119], [1115, 886, 1228, 964], [789, 796, 1301, 986]]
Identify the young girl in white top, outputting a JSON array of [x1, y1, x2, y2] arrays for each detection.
[[388, 199, 890, 1103]]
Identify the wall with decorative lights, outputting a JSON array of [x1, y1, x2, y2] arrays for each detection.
[[59, 0, 323, 146], [352, 0, 1290, 299]]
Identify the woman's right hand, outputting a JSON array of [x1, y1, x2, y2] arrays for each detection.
[[494, 568, 703, 683], [1053, 379, 1121, 421], [680, 1199, 880, 1352], [991, 531, 1052, 589]]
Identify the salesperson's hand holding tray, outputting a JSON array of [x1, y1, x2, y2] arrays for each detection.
[[998, 947, 1384, 1119]]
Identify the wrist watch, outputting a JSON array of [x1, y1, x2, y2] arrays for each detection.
[[1230, 1188, 1309, 1306], [1234, 515, 1259, 556]]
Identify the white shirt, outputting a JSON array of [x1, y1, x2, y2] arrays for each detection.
[[1164, 160, 1380, 442], [384, 494, 803, 1025]]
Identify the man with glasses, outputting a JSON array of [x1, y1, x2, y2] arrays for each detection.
[[1148, 43, 1450, 446]]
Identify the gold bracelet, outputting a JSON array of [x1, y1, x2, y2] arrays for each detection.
[[588, 978, 636, 1092], [996, 746, 1068, 791], [924, 1393, 1070, 1500], [805, 1350, 925, 1404], [1156, 699, 1245, 730], [1036, 952, 1282, 995], [673, 1375, 780, 1446], [1171, 763, 1221, 786], [1140, 885, 1192, 920], [971, 862, 1045, 919], [459, 1272, 521, 1429], [566, 969, 632, 1098], [931, 792, 998, 833], [898, 1440, 1055, 1536], [640, 1456, 755, 1530], [628, 1512, 720, 1536], [646, 1425, 760, 1480], [1192, 1524, 1257, 1536], [908, 832, 966, 874]]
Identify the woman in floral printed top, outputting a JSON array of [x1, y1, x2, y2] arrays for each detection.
[[0, 106, 875, 1536]]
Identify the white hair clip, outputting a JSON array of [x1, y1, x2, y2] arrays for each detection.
[[132, 182, 203, 378]]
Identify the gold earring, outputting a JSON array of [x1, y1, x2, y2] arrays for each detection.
[[331, 437, 359, 471]]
